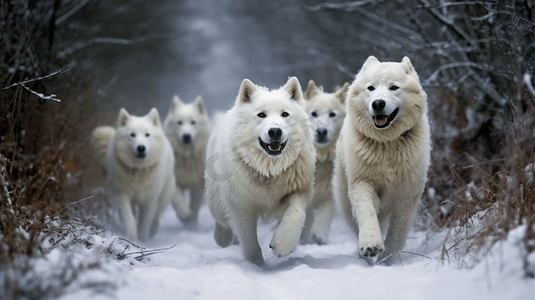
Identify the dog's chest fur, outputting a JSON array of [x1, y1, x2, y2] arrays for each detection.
[[232, 150, 314, 212], [348, 120, 429, 196]]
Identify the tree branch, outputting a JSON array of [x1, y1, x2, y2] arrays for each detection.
[[418, 0, 478, 49], [423, 61, 494, 86], [0, 66, 70, 92], [55, 0, 93, 26], [524, 73, 535, 101], [20, 84, 61, 102], [57, 34, 173, 58], [0, 67, 70, 102], [304, 0, 382, 12]]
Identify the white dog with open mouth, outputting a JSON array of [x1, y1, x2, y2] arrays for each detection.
[[333, 56, 430, 265], [205, 77, 315, 265]]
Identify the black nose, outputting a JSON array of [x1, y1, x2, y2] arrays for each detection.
[[268, 128, 283, 139], [137, 145, 145, 153], [372, 100, 386, 112], [182, 133, 191, 144], [316, 128, 327, 138]]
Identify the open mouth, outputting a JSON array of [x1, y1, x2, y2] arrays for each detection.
[[135, 153, 146, 159], [373, 108, 399, 129], [258, 138, 287, 156]]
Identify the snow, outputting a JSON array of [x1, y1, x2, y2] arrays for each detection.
[[50, 203, 534, 300]]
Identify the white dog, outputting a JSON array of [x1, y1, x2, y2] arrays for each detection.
[[301, 80, 349, 245], [92, 108, 190, 241], [205, 77, 316, 265], [333, 56, 430, 265], [163, 95, 211, 226]]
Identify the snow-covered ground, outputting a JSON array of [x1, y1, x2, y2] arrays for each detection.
[[51, 202, 534, 300]]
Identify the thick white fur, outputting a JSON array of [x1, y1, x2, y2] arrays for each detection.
[[205, 77, 316, 265], [333, 56, 430, 265], [98, 108, 190, 241], [163, 95, 211, 225], [301, 80, 349, 244]]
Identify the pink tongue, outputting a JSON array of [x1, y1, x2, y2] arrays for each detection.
[[374, 116, 388, 126]]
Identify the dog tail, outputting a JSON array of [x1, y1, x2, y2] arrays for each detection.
[[91, 126, 115, 169]]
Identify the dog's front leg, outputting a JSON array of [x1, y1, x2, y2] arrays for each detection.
[[231, 206, 264, 266], [349, 181, 384, 258], [378, 192, 420, 265], [309, 198, 335, 245], [138, 199, 160, 242], [115, 193, 138, 241], [270, 192, 308, 257]]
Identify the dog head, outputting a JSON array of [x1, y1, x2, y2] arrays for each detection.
[[347, 56, 427, 142], [305, 80, 349, 148], [164, 95, 210, 148], [231, 77, 314, 177], [114, 107, 165, 167]]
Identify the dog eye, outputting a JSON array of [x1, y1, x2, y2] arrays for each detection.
[[145, 133, 150, 137], [178, 121, 182, 125], [130, 133, 136, 137], [390, 85, 399, 91], [329, 112, 336, 117], [281, 112, 289, 118], [191, 120, 196, 125], [367, 86, 375, 91], [311, 111, 318, 117], [257, 112, 266, 118]]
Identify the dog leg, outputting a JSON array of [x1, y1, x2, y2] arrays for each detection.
[[115, 193, 138, 241], [214, 221, 234, 248], [378, 194, 419, 265], [231, 208, 264, 266], [185, 186, 203, 225], [138, 199, 160, 242], [171, 185, 191, 223], [299, 207, 314, 244], [310, 199, 335, 245], [349, 181, 384, 258], [333, 154, 359, 235], [270, 193, 307, 257]]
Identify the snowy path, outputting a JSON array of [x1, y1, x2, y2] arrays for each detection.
[[59, 203, 534, 300]]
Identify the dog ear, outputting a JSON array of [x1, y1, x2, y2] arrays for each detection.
[[237, 79, 257, 104], [194, 95, 206, 114], [117, 108, 130, 127], [147, 108, 162, 127], [335, 82, 350, 104], [360, 56, 380, 74], [304, 80, 320, 100], [169, 95, 182, 113], [401, 56, 418, 78], [283, 76, 303, 102]]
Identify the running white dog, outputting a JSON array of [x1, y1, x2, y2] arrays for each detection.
[[205, 77, 316, 265], [163, 95, 211, 226], [333, 56, 430, 265], [92, 108, 190, 241], [301, 80, 349, 245]]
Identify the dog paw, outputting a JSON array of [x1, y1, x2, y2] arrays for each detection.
[[311, 234, 327, 246], [358, 233, 384, 257], [270, 226, 301, 257], [360, 245, 383, 257]]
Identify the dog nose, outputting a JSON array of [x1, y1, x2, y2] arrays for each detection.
[[372, 99, 386, 112], [316, 128, 327, 138], [182, 133, 191, 144], [268, 127, 283, 139], [137, 145, 145, 153]]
